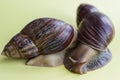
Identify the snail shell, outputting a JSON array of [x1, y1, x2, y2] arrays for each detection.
[[64, 12, 115, 74], [76, 4, 98, 26], [1, 18, 77, 66], [78, 12, 114, 50]]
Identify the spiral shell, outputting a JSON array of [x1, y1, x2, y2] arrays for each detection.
[[21, 18, 75, 55], [1, 4, 115, 74], [77, 4, 98, 26], [2, 18, 77, 59], [64, 11, 115, 74], [78, 12, 114, 50]]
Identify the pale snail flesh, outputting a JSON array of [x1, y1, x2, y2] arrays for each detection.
[[1, 18, 78, 67], [64, 4, 115, 74]]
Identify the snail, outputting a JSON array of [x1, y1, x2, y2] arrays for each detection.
[[1, 3, 115, 75], [1, 18, 78, 67], [64, 4, 115, 74]]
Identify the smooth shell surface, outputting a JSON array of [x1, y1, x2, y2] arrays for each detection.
[[21, 18, 74, 55], [78, 12, 115, 51], [2, 18, 75, 58], [76, 4, 98, 26], [64, 11, 115, 74]]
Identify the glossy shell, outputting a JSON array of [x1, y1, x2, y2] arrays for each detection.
[[64, 11, 115, 74], [78, 12, 115, 51], [21, 18, 74, 55], [77, 4, 98, 26], [2, 18, 75, 58]]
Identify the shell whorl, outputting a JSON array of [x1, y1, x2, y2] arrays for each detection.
[[77, 4, 98, 26], [2, 18, 75, 58], [1, 33, 39, 58], [78, 12, 114, 51], [12, 33, 39, 58], [21, 18, 74, 55], [64, 7, 115, 74]]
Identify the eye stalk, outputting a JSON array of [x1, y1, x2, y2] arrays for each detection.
[[64, 8, 114, 74], [1, 4, 115, 75], [64, 44, 112, 74]]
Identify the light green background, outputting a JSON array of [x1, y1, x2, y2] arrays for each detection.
[[0, 0, 119, 80]]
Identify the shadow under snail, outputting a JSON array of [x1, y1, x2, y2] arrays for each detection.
[[1, 4, 115, 74]]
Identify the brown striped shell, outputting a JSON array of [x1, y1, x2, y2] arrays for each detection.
[[1, 18, 75, 59], [77, 4, 98, 26], [64, 11, 115, 74], [78, 12, 114, 51]]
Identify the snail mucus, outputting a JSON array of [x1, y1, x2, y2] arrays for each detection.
[[1, 4, 115, 74], [64, 4, 115, 74]]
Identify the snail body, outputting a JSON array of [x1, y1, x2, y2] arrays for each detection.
[[1, 18, 78, 67], [64, 4, 115, 74]]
